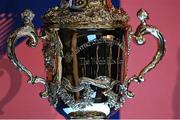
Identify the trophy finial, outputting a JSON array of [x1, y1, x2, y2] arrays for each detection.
[[21, 9, 35, 24], [137, 9, 149, 24]]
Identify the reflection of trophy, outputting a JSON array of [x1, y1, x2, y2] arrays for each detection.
[[7, 0, 166, 119]]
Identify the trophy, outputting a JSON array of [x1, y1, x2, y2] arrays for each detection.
[[7, 0, 166, 119]]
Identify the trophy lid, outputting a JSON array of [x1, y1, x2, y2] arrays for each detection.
[[43, 0, 129, 29]]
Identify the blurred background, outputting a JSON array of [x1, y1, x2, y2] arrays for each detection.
[[0, 0, 180, 119]]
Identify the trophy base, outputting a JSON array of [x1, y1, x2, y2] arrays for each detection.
[[69, 111, 106, 119]]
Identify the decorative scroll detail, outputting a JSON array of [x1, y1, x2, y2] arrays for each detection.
[[7, 9, 48, 98], [47, 78, 95, 108], [125, 9, 166, 96], [47, 76, 132, 110], [43, 0, 129, 28]]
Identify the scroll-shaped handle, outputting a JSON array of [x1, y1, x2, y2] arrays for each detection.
[[7, 10, 48, 98], [124, 9, 166, 98]]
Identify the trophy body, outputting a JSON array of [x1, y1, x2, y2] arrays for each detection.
[[7, 0, 166, 119], [43, 28, 128, 118]]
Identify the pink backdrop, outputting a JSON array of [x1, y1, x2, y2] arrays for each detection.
[[0, 0, 180, 119]]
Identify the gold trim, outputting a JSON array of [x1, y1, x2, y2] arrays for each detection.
[[69, 111, 106, 119], [43, 1, 129, 29]]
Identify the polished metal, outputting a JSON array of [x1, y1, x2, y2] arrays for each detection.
[[7, 1, 166, 119], [43, 0, 129, 29]]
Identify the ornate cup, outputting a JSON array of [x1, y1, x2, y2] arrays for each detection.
[[7, 0, 166, 119]]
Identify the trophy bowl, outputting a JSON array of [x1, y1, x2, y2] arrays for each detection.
[[7, 0, 166, 119]]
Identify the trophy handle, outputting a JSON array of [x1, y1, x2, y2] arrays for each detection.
[[124, 9, 166, 98], [7, 10, 48, 98]]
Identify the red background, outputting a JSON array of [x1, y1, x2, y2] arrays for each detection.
[[0, 0, 180, 119]]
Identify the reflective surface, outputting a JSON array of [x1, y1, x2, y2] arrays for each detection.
[[53, 28, 127, 118], [60, 28, 126, 84]]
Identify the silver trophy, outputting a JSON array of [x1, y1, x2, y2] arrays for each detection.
[[7, 0, 166, 119]]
